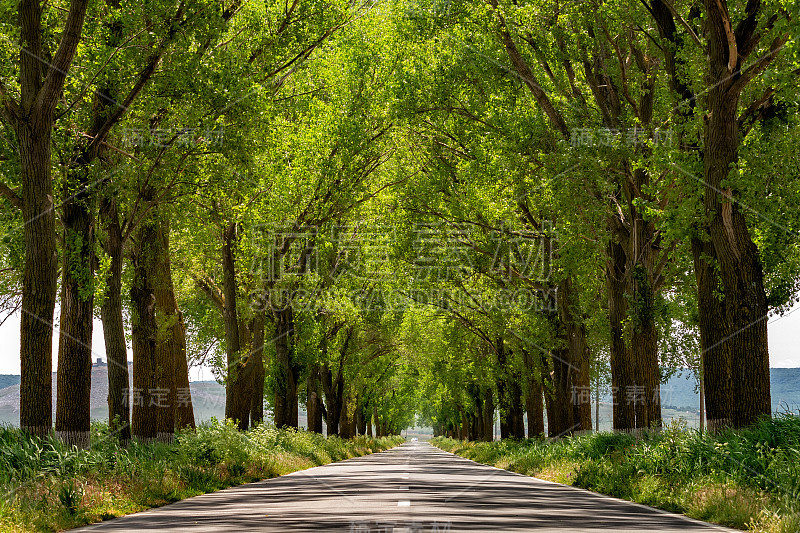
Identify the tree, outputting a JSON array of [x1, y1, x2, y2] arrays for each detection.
[[650, 0, 800, 428], [0, 0, 91, 438]]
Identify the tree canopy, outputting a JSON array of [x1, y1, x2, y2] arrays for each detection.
[[1, 0, 798, 444]]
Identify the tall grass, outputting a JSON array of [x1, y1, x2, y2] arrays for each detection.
[[432, 415, 800, 533], [0, 420, 403, 533]]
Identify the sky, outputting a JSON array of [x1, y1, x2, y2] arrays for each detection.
[[0, 301, 798, 376], [0, 309, 216, 381]]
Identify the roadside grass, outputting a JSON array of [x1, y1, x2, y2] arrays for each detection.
[[0, 420, 403, 533], [432, 415, 800, 533]]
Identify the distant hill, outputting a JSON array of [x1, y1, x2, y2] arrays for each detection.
[[595, 368, 800, 413], [770, 368, 800, 413], [0, 367, 316, 428], [660, 368, 800, 411], [1, 367, 798, 428], [0, 365, 228, 427], [0, 375, 20, 390]]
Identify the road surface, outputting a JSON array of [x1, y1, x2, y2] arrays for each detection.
[[73, 441, 737, 532]]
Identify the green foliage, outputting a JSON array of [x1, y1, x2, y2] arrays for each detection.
[[433, 415, 800, 532], [0, 421, 403, 533], [57, 481, 83, 516], [1, 0, 799, 529]]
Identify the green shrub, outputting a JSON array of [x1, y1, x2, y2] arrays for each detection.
[[57, 481, 83, 515]]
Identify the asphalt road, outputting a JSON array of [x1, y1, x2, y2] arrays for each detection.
[[72, 441, 738, 532]]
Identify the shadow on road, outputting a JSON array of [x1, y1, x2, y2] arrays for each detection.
[[72, 442, 734, 532]]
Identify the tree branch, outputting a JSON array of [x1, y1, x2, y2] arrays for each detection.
[[659, 0, 703, 47], [37, 0, 91, 120], [88, 4, 188, 155], [0, 181, 22, 209], [738, 86, 775, 135], [714, 0, 738, 72], [489, 0, 570, 139], [730, 34, 789, 95], [0, 78, 20, 124], [194, 274, 225, 312]]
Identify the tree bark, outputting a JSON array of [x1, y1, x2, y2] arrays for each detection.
[[703, 0, 771, 428], [523, 349, 545, 437], [691, 237, 734, 430], [481, 387, 494, 441], [100, 197, 131, 442], [631, 265, 661, 429], [306, 364, 324, 433], [507, 378, 525, 438], [496, 338, 511, 439], [173, 311, 196, 430], [18, 123, 57, 438], [249, 311, 265, 426], [17, 0, 90, 441], [54, 154, 95, 449], [339, 395, 355, 439], [626, 166, 663, 430], [273, 307, 298, 428], [548, 343, 574, 438], [130, 210, 158, 441], [356, 398, 367, 435], [154, 215, 193, 438], [607, 237, 636, 431], [322, 363, 343, 436], [558, 277, 593, 433], [221, 223, 249, 429]]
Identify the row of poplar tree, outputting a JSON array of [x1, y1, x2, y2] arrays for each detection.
[[1, 0, 799, 447]]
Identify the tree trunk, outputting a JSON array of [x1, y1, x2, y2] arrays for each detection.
[[549, 343, 574, 438], [339, 395, 356, 439], [558, 277, 592, 433], [221, 223, 249, 429], [702, 8, 771, 426], [631, 298, 661, 430], [322, 364, 343, 436], [306, 365, 324, 433], [607, 238, 636, 431], [496, 338, 510, 439], [356, 400, 367, 435], [18, 122, 58, 438], [273, 307, 298, 428], [497, 338, 525, 438], [692, 237, 734, 431], [173, 311, 195, 431], [130, 211, 158, 441], [249, 311, 265, 426], [626, 170, 663, 430], [481, 387, 494, 441], [460, 407, 469, 440], [525, 381, 544, 438], [595, 371, 600, 432], [523, 348, 546, 438], [509, 380, 525, 438], [100, 197, 131, 442], [154, 215, 193, 439], [54, 156, 95, 449], [17, 0, 90, 441], [699, 371, 706, 434]]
